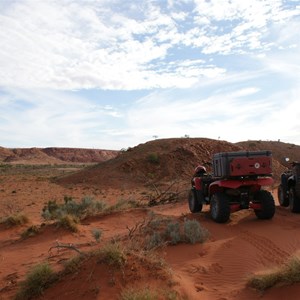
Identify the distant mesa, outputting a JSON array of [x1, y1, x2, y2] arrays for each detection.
[[0, 146, 119, 164]]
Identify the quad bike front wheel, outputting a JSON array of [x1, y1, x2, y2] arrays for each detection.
[[210, 192, 230, 223], [254, 190, 275, 219], [278, 184, 289, 207], [188, 189, 202, 213], [289, 187, 300, 213]]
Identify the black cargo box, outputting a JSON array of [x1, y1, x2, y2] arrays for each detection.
[[212, 151, 272, 177]]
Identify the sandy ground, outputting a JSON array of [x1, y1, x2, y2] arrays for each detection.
[[1, 166, 300, 300]]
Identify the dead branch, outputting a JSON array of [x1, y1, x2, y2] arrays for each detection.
[[126, 218, 146, 239], [48, 240, 83, 257]]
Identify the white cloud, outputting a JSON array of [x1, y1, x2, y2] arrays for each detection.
[[0, 0, 299, 90]]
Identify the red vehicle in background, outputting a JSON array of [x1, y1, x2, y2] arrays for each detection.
[[278, 160, 300, 213], [188, 151, 275, 223]]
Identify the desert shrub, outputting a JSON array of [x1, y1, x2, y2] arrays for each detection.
[[248, 271, 280, 291], [97, 242, 127, 268], [127, 213, 209, 250], [120, 286, 158, 300], [21, 225, 41, 239], [14, 263, 57, 300], [106, 198, 141, 213], [63, 255, 86, 274], [147, 153, 160, 164], [145, 232, 164, 250], [41, 200, 60, 220], [248, 253, 300, 291], [57, 214, 79, 232], [41, 196, 107, 221], [183, 219, 209, 244], [1, 213, 29, 227], [92, 228, 102, 243], [164, 222, 181, 245]]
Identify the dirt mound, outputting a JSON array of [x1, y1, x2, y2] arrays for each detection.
[[57, 138, 243, 188], [38, 247, 173, 300], [0, 147, 119, 164]]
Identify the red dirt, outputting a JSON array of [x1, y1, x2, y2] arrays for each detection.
[[1, 138, 300, 300]]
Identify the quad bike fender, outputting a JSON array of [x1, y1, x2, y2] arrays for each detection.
[[192, 177, 203, 190], [209, 177, 273, 195]]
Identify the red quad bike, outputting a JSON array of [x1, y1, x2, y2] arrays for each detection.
[[188, 151, 275, 223], [278, 161, 300, 213]]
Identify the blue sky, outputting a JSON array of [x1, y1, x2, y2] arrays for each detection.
[[0, 0, 299, 150]]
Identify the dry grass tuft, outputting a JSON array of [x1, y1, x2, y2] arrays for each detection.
[[1, 213, 29, 227], [248, 252, 300, 291]]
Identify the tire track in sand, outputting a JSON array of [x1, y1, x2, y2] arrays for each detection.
[[239, 230, 289, 265]]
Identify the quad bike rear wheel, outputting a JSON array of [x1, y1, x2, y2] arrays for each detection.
[[254, 190, 275, 219], [278, 184, 289, 207], [188, 189, 202, 213], [210, 192, 230, 223], [289, 187, 300, 213]]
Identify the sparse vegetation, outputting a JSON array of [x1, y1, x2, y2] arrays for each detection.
[[57, 214, 80, 232], [63, 255, 86, 274], [247, 253, 300, 291], [14, 263, 57, 300], [21, 225, 41, 239], [91, 228, 102, 243], [120, 286, 181, 300], [183, 219, 209, 244], [1, 213, 29, 227], [106, 198, 142, 213], [126, 212, 209, 250], [97, 242, 127, 268], [120, 286, 157, 300], [41, 195, 146, 232], [165, 222, 181, 245], [147, 153, 160, 164], [42, 196, 107, 220], [145, 232, 164, 250]]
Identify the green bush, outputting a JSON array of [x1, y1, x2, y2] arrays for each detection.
[[15, 263, 56, 300], [183, 219, 209, 244]]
